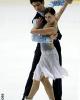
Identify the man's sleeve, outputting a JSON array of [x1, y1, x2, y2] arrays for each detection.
[[32, 13, 40, 23], [57, 29, 62, 40]]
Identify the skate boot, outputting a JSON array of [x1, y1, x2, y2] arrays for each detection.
[[24, 97, 32, 100]]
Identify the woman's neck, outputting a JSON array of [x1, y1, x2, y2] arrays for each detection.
[[47, 21, 56, 27]]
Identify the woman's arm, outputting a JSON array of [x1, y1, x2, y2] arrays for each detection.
[[55, 0, 72, 21], [31, 27, 57, 36]]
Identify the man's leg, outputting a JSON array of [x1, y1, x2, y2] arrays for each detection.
[[53, 79, 62, 100], [53, 40, 62, 100], [22, 72, 33, 100], [22, 43, 41, 100]]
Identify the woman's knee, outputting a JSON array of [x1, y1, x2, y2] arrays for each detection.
[[33, 80, 40, 89], [41, 76, 49, 85]]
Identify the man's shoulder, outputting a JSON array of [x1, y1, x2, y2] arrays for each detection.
[[33, 12, 42, 19]]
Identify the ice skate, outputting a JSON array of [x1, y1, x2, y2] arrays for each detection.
[[24, 97, 32, 100]]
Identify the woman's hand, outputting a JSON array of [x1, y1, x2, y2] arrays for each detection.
[[33, 17, 44, 28], [50, 33, 58, 40], [65, 0, 73, 4]]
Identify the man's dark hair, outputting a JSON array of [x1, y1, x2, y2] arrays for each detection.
[[30, 0, 44, 4], [44, 7, 56, 15]]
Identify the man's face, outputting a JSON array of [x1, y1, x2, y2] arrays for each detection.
[[32, 2, 44, 12]]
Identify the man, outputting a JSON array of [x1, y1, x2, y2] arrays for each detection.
[[22, 0, 62, 100]]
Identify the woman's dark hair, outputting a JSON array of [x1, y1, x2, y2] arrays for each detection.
[[44, 7, 56, 15], [30, 0, 44, 4]]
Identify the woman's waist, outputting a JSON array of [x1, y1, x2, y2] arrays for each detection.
[[41, 44, 56, 54], [41, 43, 54, 51]]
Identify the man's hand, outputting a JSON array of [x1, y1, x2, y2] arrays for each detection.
[[50, 34, 58, 40]]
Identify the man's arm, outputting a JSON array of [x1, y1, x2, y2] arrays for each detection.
[[31, 27, 57, 36]]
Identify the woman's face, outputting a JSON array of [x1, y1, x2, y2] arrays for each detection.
[[45, 12, 55, 24]]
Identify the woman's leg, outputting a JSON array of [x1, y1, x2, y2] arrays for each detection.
[[26, 80, 40, 99], [41, 76, 55, 100]]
